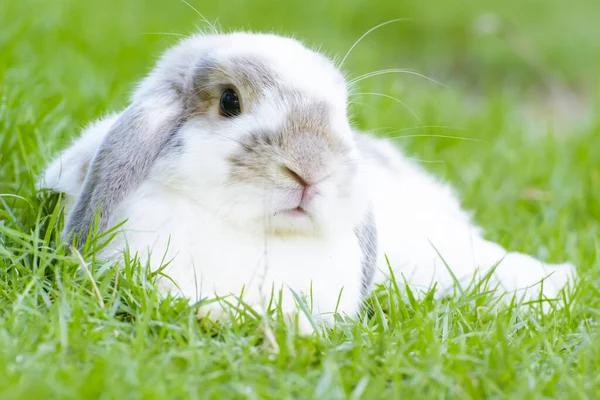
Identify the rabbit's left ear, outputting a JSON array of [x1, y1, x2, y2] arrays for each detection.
[[63, 93, 186, 248]]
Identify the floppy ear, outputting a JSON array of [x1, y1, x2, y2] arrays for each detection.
[[63, 96, 185, 247], [62, 35, 214, 247], [39, 114, 119, 204], [63, 91, 186, 247]]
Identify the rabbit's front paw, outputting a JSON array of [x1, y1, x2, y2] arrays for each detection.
[[196, 297, 254, 322], [196, 299, 316, 335]]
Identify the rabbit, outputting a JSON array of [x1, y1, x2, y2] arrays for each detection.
[[39, 32, 575, 332]]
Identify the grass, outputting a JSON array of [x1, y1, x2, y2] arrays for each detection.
[[1, 0, 599, 398]]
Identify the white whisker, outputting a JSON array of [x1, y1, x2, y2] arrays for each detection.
[[378, 125, 466, 134], [352, 91, 421, 122], [347, 100, 376, 111], [342, 155, 446, 166], [140, 32, 187, 38], [349, 69, 446, 87], [384, 133, 485, 143], [338, 19, 411, 68], [178, 0, 218, 33], [404, 157, 447, 164]]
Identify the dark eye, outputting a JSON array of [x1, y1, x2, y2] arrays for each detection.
[[219, 88, 241, 118]]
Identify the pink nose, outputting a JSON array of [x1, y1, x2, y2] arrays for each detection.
[[283, 165, 311, 188], [282, 165, 316, 207]]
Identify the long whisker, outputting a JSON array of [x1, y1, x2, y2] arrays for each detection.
[[349, 69, 446, 87], [375, 125, 483, 143], [338, 19, 411, 69], [378, 125, 466, 135], [347, 100, 376, 111], [178, 0, 218, 33], [338, 126, 479, 158], [384, 134, 485, 143], [405, 157, 447, 164], [352, 91, 421, 122], [140, 32, 187, 38], [342, 155, 446, 167], [369, 126, 395, 133]]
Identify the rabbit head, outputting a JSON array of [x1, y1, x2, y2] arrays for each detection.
[[64, 32, 370, 244]]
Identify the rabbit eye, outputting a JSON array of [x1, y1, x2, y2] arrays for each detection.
[[219, 88, 241, 118]]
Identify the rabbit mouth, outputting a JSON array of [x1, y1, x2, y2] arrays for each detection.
[[280, 206, 308, 217]]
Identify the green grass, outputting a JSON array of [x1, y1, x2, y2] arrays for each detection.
[[1, 0, 600, 398]]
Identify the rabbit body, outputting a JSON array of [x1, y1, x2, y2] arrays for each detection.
[[40, 32, 574, 328], [104, 170, 366, 326]]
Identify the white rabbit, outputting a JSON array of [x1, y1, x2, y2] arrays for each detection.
[[39, 32, 575, 332]]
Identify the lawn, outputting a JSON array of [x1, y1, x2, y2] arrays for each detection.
[[1, 0, 599, 398]]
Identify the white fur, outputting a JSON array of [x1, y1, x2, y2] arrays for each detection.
[[361, 137, 575, 301], [40, 33, 575, 331], [107, 178, 364, 328]]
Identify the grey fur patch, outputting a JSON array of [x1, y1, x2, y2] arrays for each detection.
[[355, 207, 378, 299], [229, 56, 279, 92], [228, 94, 341, 187], [64, 102, 185, 247], [191, 56, 280, 111]]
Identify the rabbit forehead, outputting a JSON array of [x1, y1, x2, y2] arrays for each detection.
[[203, 33, 347, 101]]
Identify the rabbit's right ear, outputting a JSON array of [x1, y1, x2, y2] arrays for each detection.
[[62, 35, 213, 247], [39, 114, 120, 205], [63, 94, 185, 247], [62, 35, 210, 248]]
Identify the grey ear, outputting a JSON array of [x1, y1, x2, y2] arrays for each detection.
[[63, 99, 185, 248]]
